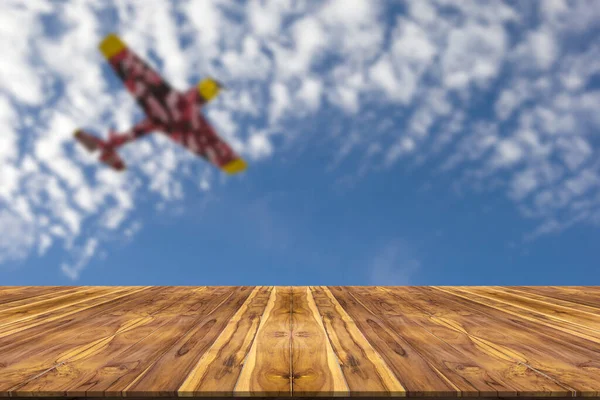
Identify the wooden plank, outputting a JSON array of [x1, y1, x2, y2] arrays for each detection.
[[234, 286, 292, 397], [178, 286, 272, 396], [0, 286, 108, 326], [1, 286, 190, 396], [377, 287, 571, 397], [432, 287, 600, 347], [8, 286, 224, 397], [472, 287, 600, 330], [436, 286, 600, 342], [1, 286, 600, 398], [512, 287, 600, 310], [117, 286, 254, 397], [348, 287, 524, 397], [291, 286, 348, 396], [310, 287, 405, 396], [328, 286, 459, 397], [424, 287, 600, 396], [0, 287, 145, 357], [444, 287, 600, 344], [0, 287, 134, 341], [0, 286, 79, 307]]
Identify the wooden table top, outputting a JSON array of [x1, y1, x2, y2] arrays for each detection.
[[0, 286, 599, 399]]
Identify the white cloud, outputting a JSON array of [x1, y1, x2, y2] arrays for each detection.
[[148, 3, 188, 89], [0, 210, 36, 265], [540, 0, 600, 33], [61, 237, 98, 280], [331, 86, 360, 114], [509, 161, 564, 201], [0, 6, 46, 105], [247, 1, 286, 38], [494, 79, 533, 121], [207, 109, 238, 140], [318, 0, 384, 63], [490, 139, 524, 168], [369, 239, 421, 285], [556, 136, 593, 171], [1, 0, 600, 279], [328, 132, 361, 170], [442, 22, 507, 89], [408, 108, 436, 138], [328, 65, 368, 113], [367, 18, 436, 105], [269, 82, 291, 122], [297, 77, 323, 111], [0, 164, 19, 203], [284, 16, 327, 77], [441, 122, 500, 171], [221, 36, 272, 80], [183, 0, 224, 62], [391, 19, 437, 68], [528, 28, 558, 70], [385, 137, 416, 167], [247, 130, 274, 160], [407, 0, 437, 24], [564, 169, 600, 197], [369, 56, 406, 103]]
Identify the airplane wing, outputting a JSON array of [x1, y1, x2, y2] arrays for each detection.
[[98, 34, 175, 124], [171, 113, 247, 175]]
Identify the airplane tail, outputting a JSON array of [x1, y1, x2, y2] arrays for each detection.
[[74, 129, 126, 171]]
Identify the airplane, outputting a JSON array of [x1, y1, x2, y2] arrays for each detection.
[[74, 33, 247, 175]]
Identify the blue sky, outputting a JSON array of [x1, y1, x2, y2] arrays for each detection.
[[1, 0, 599, 285]]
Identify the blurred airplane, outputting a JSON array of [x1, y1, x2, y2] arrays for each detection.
[[74, 33, 247, 174]]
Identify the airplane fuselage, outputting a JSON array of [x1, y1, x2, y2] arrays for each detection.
[[109, 49, 233, 166], [75, 33, 246, 174]]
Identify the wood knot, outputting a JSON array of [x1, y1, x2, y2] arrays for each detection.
[[392, 344, 407, 357], [177, 347, 190, 357], [223, 354, 236, 368], [346, 354, 360, 368]]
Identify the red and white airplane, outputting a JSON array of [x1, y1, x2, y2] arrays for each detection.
[[74, 33, 247, 175]]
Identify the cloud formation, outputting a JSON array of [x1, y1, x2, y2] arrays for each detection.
[[368, 239, 421, 286], [0, 0, 599, 278]]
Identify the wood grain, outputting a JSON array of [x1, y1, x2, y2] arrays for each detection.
[[0, 287, 77, 306], [0, 286, 110, 326], [328, 286, 459, 397], [9, 286, 225, 397], [509, 286, 600, 310], [437, 286, 600, 344], [378, 287, 571, 396], [310, 286, 406, 396], [291, 286, 348, 396], [461, 286, 600, 332], [365, 287, 569, 397], [0, 287, 142, 341], [0, 286, 599, 399], [433, 287, 600, 347], [428, 287, 600, 396], [234, 286, 292, 397], [1, 287, 174, 392], [120, 286, 254, 397], [178, 286, 272, 396], [509, 287, 600, 312]]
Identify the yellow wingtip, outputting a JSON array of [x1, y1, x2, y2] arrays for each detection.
[[198, 78, 222, 102], [222, 158, 247, 175], [99, 33, 126, 59]]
